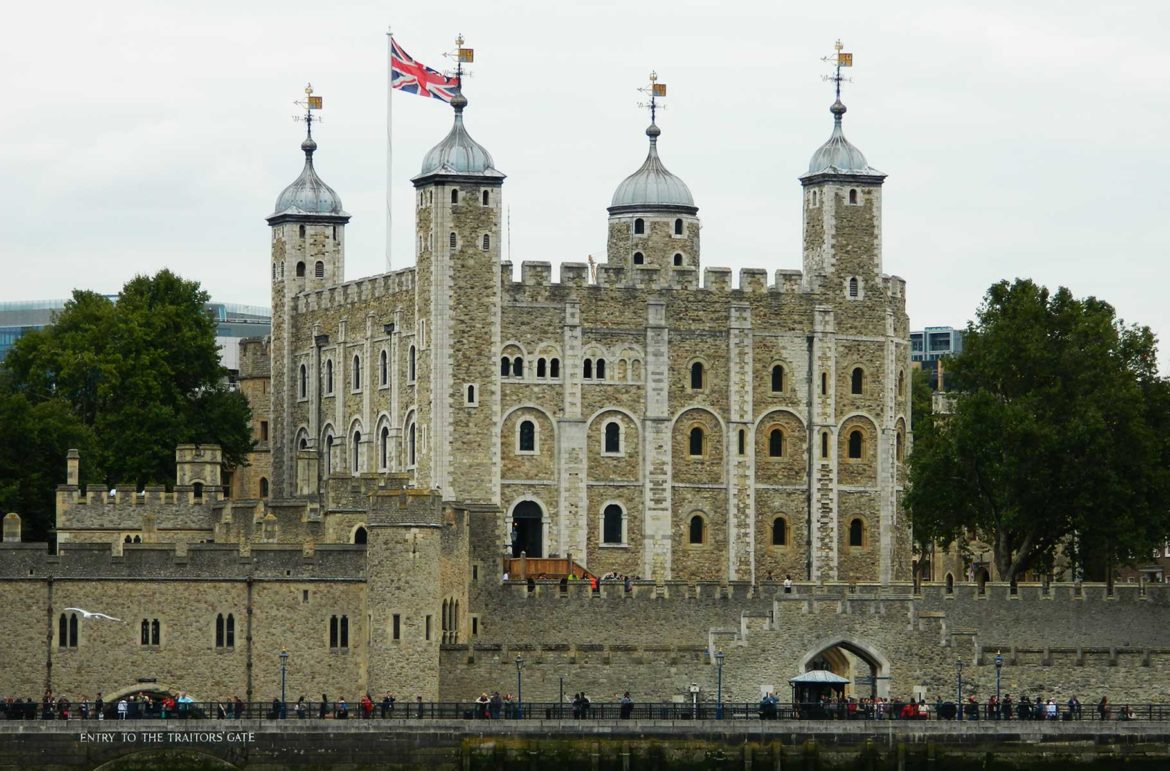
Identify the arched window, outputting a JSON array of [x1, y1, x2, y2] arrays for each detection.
[[634, 218, 645, 235], [583, 359, 593, 379], [811, 190, 818, 206], [768, 429, 783, 457], [848, 277, 859, 298], [226, 614, 235, 647], [314, 261, 324, 278], [537, 358, 547, 378], [353, 527, 368, 545], [898, 369, 906, 397], [408, 346, 416, 382], [550, 358, 560, 378], [674, 218, 683, 235], [604, 422, 621, 454], [215, 613, 225, 648], [380, 350, 388, 386], [193, 482, 204, 499], [299, 364, 307, 399], [325, 434, 334, 475], [851, 367, 864, 395], [150, 619, 161, 646], [299, 433, 308, 450], [449, 232, 457, 249], [352, 431, 361, 472], [690, 361, 704, 390], [688, 426, 704, 457], [299, 224, 306, 238], [451, 188, 459, 204], [771, 365, 784, 392], [380, 426, 389, 469], [595, 359, 606, 380], [849, 189, 858, 205], [673, 253, 683, 266], [325, 360, 334, 394], [259, 478, 269, 498], [633, 252, 644, 265], [603, 504, 624, 544], [407, 423, 416, 466], [501, 356, 511, 377], [140, 619, 150, 645], [295, 261, 305, 277], [482, 190, 490, 205], [482, 234, 490, 251], [513, 357, 524, 377], [58, 613, 78, 648], [352, 355, 362, 390], [688, 514, 705, 545], [849, 518, 865, 547], [518, 420, 536, 453], [896, 432, 905, 462], [771, 517, 788, 546], [848, 429, 863, 459], [467, 384, 476, 404], [945, 573, 955, 594]]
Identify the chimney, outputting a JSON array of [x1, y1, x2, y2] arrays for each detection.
[[2, 513, 20, 543], [66, 449, 80, 487]]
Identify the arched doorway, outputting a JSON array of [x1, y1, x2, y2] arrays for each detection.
[[798, 638, 890, 700], [510, 501, 543, 558]]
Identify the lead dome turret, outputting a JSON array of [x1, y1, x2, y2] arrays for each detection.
[[609, 122, 697, 215], [801, 99, 884, 182], [269, 135, 348, 221], [414, 94, 504, 182]]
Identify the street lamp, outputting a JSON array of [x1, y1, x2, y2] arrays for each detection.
[[956, 660, 964, 721], [279, 648, 289, 720], [994, 652, 1004, 720], [515, 656, 524, 720], [715, 651, 726, 720]]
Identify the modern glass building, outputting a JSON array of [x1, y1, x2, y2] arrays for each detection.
[[909, 326, 963, 389], [0, 298, 270, 372]]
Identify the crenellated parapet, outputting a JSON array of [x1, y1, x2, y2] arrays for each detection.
[[293, 268, 417, 315]]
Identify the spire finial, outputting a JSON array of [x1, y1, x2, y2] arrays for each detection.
[[821, 39, 853, 109], [445, 34, 474, 113], [637, 70, 667, 142], [293, 83, 324, 157]]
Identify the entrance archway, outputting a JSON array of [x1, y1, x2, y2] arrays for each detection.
[[798, 638, 891, 699], [510, 500, 544, 558]]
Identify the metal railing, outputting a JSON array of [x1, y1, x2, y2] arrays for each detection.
[[5, 700, 1169, 722]]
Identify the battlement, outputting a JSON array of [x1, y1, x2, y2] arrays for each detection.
[[0, 540, 368, 579], [295, 267, 417, 314], [237, 336, 271, 379], [502, 260, 814, 296]]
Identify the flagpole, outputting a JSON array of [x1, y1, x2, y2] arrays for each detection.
[[385, 26, 393, 273]]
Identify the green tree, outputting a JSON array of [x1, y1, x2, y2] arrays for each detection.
[[905, 279, 1170, 582], [1, 270, 253, 526]]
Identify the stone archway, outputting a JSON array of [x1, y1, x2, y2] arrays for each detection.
[[798, 638, 891, 699]]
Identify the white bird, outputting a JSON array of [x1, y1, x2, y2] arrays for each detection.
[[64, 608, 122, 622]]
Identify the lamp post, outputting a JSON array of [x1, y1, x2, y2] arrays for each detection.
[[715, 651, 726, 720], [279, 648, 289, 720], [994, 652, 1004, 720], [956, 660, 964, 721], [515, 656, 524, 720]]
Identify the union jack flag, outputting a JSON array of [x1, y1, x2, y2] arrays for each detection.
[[391, 39, 459, 103]]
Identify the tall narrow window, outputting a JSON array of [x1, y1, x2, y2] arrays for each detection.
[[341, 616, 349, 647], [466, 384, 476, 404], [352, 355, 362, 390], [299, 224, 306, 238], [325, 434, 334, 475], [330, 616, 338, 648], [596, 359, 606, 380], [633, 252, 644, 265], [352, 432, 361, 472], [768, 429, 783, 457], [314, 261, 324, 278], [690, 361, 704, 390], [848, 277, 859, 298], [688, 515, 705, 545], [603, 504, 624, 544], [583, 359, 593, 379], [226, 614, 235, 647], [259, 478, 269, 498], [772, 517, 788, 546], [634, 218, 645, 235], [141, 619, 150, 646], [604, 422, 621, 454], [689, 426, 704, 457], [537, 358, 547, 378], [771, 365, 784, 393], [482, 190, 489, 205], [501, 357, 511, 377], [380, 426, 389, 469], [408, 423, 416, 466], [325, 360, 334, 394], [216, 613, 225, 648], [851, 368, 864, 394], [425, 615, 432, 641], [408, 346, 416, 382], [849, 518, 864, 547], [296, 261, 306, 277], [299, 364, 307, 398], [821, 372, 828, 395], [392, 614, 401, 640], [674, 218, 683, 235], [513, 357, 524, 377], [260, 421, 269, 442], [849, 430, 863, 459], [550, 358, 560, 378], [482, 234, 490, 251], [451, 189, 459, 204], [518, 420, 536, 452], [738, 429, 745, 455], [821, 432, 829, 459], [449, 232, 457, 249], [849, 189, 858, 204], [673, 253, 683, 266], [896, 431, 905, 462], [380, 350, 388, 386]]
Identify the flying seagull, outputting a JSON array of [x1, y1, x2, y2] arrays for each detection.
[[64, 608, 122, 621]]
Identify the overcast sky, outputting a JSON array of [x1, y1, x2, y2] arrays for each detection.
[[3, 1, 1168, 364]]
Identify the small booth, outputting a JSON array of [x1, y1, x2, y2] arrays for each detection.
[[789, 670, 850, 718]]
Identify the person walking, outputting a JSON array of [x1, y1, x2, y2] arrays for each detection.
[[319, 694, 328, 719], [620, 692, 634, 720]]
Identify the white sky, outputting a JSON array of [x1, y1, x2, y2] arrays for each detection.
[[2, 1, 1168, 365]]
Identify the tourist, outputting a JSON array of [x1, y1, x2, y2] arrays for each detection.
[[1046, 698, 1057, 720], [360, 693, 374, 719], [336, 697, 349, 719], [416, 695, 424, 719], [381, 692, 395, 718], [319, 694, 328, 719], [234, 696, 245, 719], [624, 575, 632, 593], [296, 696, 306, 719], [476, 692, 490, 719], [784, 575, 793, 594], [95, 692, 104, 721], [620, 691, 634, 719], [270, 696, 281, 719], [490, 691, 502, 719], [1098, 696, 1110, 720], [1001, 694, 1012, 721], [117, 699, 128, 720], [1068, 695, 1081, 720]]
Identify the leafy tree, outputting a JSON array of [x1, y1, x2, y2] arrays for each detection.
[[0, 270, 253, 534], [905, 279, 1170, 583]]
